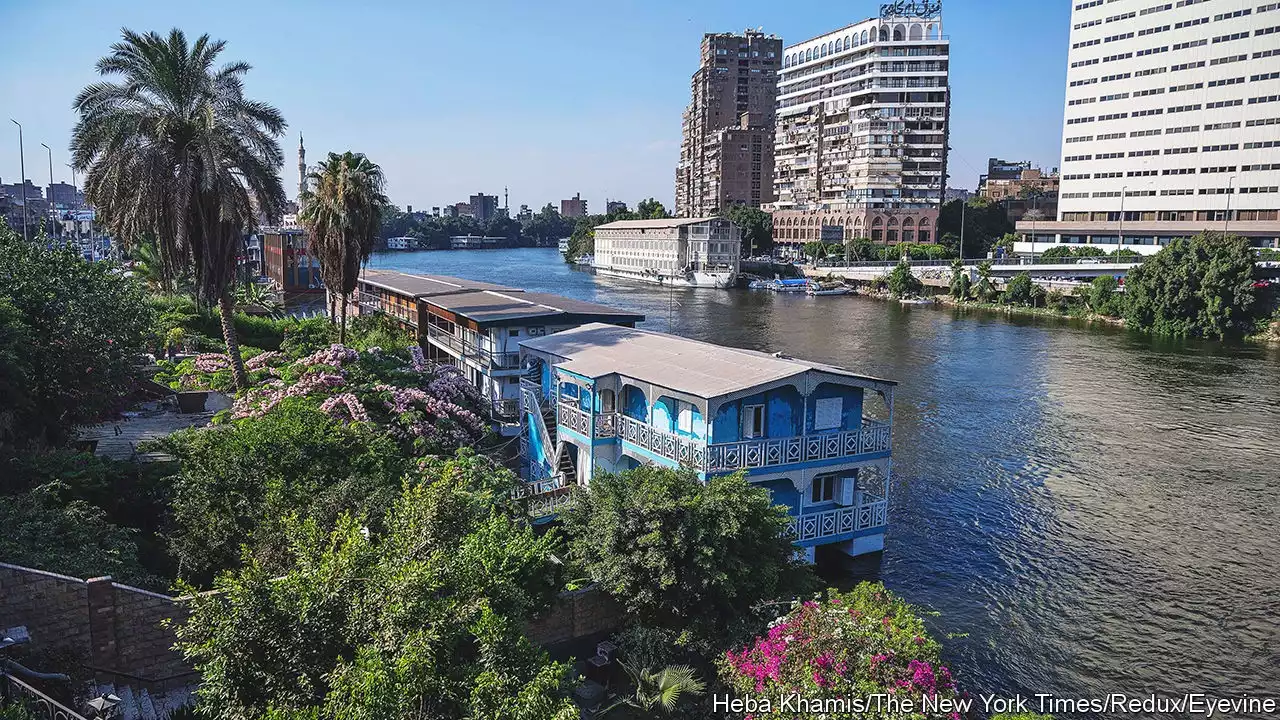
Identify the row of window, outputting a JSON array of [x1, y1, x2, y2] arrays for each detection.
[[1067, 96, 1280, 125], [1070, 41, 1277, 69], [1069, 71, 1280, 103], [1072, 13, 1268, 47], [783, 22, 941, 68], [1069, 187, 1279, 198], [1062, 164, 1280, 180], [1065, 138, 1280, 163]]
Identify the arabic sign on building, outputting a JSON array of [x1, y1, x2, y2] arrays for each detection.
[[880, 1, 942, 18]]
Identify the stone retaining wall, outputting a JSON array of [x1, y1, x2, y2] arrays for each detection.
[[0, 563, 191, 681], [525, 586, 623, 646]]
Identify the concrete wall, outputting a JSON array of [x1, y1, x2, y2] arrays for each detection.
[[525, 586, 623, 647], [0, 563, 192, 681]]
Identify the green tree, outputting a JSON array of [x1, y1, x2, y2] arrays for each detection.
[[71, 29, 287, 390], [801, 241, 826, 265], [936, 197, 1014, 258], [1039, 245, 1075, 260], [948, 259, 970, 300], [175, 459, 575, 720], [0, 222, 153, 451], [636, 198, 670, 220], [1003, 272, 1034, 306], [1087, 275, 1124, 317], [722, 204, 774, 256], [1124, 232, 1259, 338], [1073, 245, 1107, 257], [886, 259, 922, 298], [602, 662, 705, 716], [299, 152, 388, 343], [559, 467, 809, 647], [845, 237, 874, 262]]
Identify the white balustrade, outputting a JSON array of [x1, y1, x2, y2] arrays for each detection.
[[789, 500, 889, 542]]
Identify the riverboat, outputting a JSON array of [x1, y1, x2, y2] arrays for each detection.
[[770, 278, 811, 293], [591, 217, 740, 289]]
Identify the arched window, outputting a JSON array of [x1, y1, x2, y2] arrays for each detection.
[[902, 217, 915, 227], [879, 26, 889, 42], [893, 24, 905, 41], [805, 48, 812, 61], [783, 55, 790, 68], [887, 217, 899, 227], [820, 43, 828, 57], [918, 216, 931, 227], [871, 216, 884, 227], [926, 23, 938, 40], [844, 36, 851, 50], [854, 216, 863, 227], [861, 29, 869, 44], [909, 23, 923, 41]]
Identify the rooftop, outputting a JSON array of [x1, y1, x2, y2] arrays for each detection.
[[594, 217, 721, 230], [519, 323, 893, 398], [359, 269, 516, 297]]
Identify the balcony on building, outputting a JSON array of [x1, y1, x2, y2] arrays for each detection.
[[517, 323, 896, 560]]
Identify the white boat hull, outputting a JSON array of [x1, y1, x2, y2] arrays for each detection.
[[594, 266, 737, 288]]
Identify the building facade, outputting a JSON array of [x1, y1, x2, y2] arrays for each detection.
[[771, 3, 950, 253], [980, 166, 1061, 223], [592, 217, 742, 287], [469, 193, 499, 222], [350, 271, 643, 422], [675, 30, 783, 217], [517, 323, 897, 560], [561, 193, 588, 218], [1018, 0, 1280, 254], [261, 228, 321, 292]]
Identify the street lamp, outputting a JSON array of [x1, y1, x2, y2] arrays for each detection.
[[1224, 176, 1235, 234], [40, 142, 55, 240], [1118, 185, 1127, 257], [10, 119, 27, 242]]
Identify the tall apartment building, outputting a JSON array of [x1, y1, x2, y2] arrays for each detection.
[[1017, 0, 1280, 254], [469, 193, 498, 222], [675, 30, 783, 217], [771, 4, 950, 253]]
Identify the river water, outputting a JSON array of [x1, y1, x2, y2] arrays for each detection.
[[370, 248, 1280, 717]]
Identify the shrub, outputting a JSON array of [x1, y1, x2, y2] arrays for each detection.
[[560, 467, 812, 649], [0, 222, 154, 451], [886, 260, 922, 298], [1124, 232, 1259, 338], [721, 583, 961, 718], [1003, 273, 1035, 306], [1088, 275, 1125, 317]]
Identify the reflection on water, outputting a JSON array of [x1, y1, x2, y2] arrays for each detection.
[[371, 248, 1280, 718]]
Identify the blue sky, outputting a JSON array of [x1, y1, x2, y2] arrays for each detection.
[[0, 0, 1070, 213]]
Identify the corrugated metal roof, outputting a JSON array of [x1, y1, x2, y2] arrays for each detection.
[[359, 269, 516, 296], [520, 323, 893, 398]]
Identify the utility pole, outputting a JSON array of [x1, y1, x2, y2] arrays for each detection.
[[1224, 176, 1235, 234], [959, 200, 965, 262], [10, 119, 28, 242], [1118, 185, 1127, 256]]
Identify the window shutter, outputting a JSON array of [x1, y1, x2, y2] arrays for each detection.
[[840, 476, 855, 506]]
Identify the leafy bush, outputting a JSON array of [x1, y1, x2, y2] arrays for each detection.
[[280, 316, 337, 358], [1124, 233, 1259, 338], [613, 624, 680, 670], [1039, 245, 1074, 260], [560, 467, 812, 649], [886, 260, 922, 298], [1088, 275, 1125, 317], [1002, 273, 1035, 306], [175, 457, 575, 720], [720, 583, 961, 718], [0, 222, 154, 451]]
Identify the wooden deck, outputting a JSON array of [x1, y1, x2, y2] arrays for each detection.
[[78, 393, 232, 461]]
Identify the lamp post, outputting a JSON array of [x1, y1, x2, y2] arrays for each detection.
[[40, 143, 55, 241], [1118, 185, 1127, 257], [1224, 176, 1235, 234], [65, 163, 79, 244], [10, 119, 28, 242], [958, 199, 965, 262]]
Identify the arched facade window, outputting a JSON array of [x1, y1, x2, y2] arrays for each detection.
[[861, 29, 869, 44], [926, 23, 938, 40], [783, 55, 790, 67], [844, 36, 851, 50], [805, 48, 812, 61], [909, 23, 923, 41], [918, 217, 931, 227], [901, 217, 915, 227], [879, 26, 889, 41], [893, 24, 905, 41], [887, 217, 899, 227], [821, 43, 828, 57], [871, 216, 884, 227]]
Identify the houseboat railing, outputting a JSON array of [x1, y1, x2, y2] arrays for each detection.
[[525, 485, 577, 517], [0, 674, 88, 720], [556, 401, 592, 438], [425, 326, 521, 370], [489, 398, 520, 419], [514, 475, 566, 498], [790, 499, 888, 542], [580, 413, 890, 472], [519, 379, 548, 412]]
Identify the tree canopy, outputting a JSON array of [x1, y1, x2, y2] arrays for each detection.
[[936, 198, 1014, 258], [559, 467, 811, 649], [723, 204, 774, 255], [1123, 232, 1261, 339]]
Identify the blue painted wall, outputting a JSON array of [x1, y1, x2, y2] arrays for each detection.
[[806, 383, 864, 433], [653, 396, 676, 433], [711, 403, 739, 444], [756, 478, 802, 517], [624, 386, 648, 421], [711, 386, 803, 442]]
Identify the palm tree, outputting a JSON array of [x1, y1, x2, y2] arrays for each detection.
[[298, 152, 387, 343], [71, 29, 286, 389], [602, 662, 705, 716], [948, 258, 970, 300]]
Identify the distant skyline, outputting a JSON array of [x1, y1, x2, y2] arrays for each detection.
[[0, 0, 1070, 214]]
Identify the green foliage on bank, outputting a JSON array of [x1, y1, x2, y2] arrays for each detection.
[[888, 260, 924, 299], [1124, 232, 1262, 339]]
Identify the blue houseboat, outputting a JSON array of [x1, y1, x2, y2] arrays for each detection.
[[517, 323, 896, 561]]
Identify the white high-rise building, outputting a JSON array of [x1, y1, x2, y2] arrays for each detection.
[[1018, 0, 1280, 254], [771, 2, 949, 255]]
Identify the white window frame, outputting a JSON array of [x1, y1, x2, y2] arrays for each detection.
[[743, 404, 765, 439], [811, 475, 837, 505]]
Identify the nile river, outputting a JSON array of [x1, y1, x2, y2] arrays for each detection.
[[371, 248, 1280, 717]]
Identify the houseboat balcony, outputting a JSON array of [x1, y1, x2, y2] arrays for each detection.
[[554, 404, 892, 473], [425, 326, 522, 370], [791, 499, 888, 543]]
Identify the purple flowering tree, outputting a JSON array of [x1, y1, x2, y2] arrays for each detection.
[[721, 583, 964, 719]]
